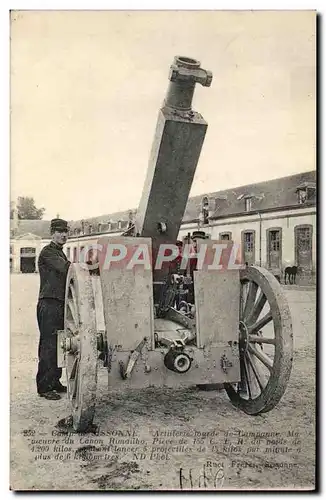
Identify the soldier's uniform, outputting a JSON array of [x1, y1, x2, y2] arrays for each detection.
[[36, 219, 71, 398]]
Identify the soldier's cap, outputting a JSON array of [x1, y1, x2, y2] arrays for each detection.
[[50, 218, 69, 232]]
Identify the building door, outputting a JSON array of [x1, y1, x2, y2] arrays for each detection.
[[20, 247, 36, 273], [295, 225, 312, 271], [242, 231, 255, 265], [267, 229, 282, 269]]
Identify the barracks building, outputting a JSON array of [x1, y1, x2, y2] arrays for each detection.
[[10, 170, 316, 285]]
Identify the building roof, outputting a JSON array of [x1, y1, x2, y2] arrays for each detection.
[[10, 170, 316, 239], [67, 209, 133, 234], [183, 170, 316, 222]]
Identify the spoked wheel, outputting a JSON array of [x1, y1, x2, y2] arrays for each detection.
[[64, 264, 98, 431], [224, 266, 293, 415]]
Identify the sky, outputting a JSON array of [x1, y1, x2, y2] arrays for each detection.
[[10, 10, 316, 221]]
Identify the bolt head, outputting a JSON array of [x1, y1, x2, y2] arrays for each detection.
[[169, 67, 179, 82], [203, 71, 213, 87]]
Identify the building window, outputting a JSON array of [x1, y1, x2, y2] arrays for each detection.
[[98, 223, 102, 233], [10, 245, 13, 255], [66, 247, 70, 260], [297, 189, 307, 204], [108, 222, 112, 231], [219, 232, 232, 240], [269, 230, 280, 251], [245, 197, 252, 212], [297, 183, 316, 204], [118, 220, 122, 230], [73, 247, 77, 263], [79, 246, 85, 262], [244, 232, 254, 252], [307, 187, 316, 200], [20, 247, 36, 255], [89, 224, 93, 234]]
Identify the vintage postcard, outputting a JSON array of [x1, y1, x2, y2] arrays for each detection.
[[10, 10, 316, 491]]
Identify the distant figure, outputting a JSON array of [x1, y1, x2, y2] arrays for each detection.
[[284, 265, 299, 285]]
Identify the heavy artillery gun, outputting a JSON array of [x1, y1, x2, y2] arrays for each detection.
[[58, 56, 293, 432]]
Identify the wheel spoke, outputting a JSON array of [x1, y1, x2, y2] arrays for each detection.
[[239, 288, 245, 320], [66, 356, 77, 400], [238, 357, 247, 394], [67, 299, 78, 328], [246, 352, 265, 391], [66, 320, 78, 336], [69, 282, 78, 308], [242, 282, 258, 321], [247, 291, 267, 326], [248, 311, 273, 335], [248, 343, 273, 372], [68, 282, 79, 317], [243, 356, 252, 399], [248, 334, 275, 345], [72, 358, 79, 400], [69, 356, 78, 380]]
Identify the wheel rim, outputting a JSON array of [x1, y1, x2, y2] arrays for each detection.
[[224, 266, 293, 415], [65, 273, 81, 407], [64, 264, 98, 431]]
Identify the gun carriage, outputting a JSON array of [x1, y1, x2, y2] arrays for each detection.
[[58, 56, 293, 432]]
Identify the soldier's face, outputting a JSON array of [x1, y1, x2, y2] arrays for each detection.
[[52, 230, 68, 246]]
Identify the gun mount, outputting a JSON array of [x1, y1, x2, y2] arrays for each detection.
[[58, 56, 293, 433]]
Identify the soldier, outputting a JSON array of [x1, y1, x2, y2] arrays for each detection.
[[36, 218, 71, 400]]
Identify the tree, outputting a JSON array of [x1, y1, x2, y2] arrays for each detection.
[[10, 197, 45, 220]]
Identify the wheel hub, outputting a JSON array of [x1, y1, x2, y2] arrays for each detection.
[[164, 349, 192, 373], [61, 336, 79, 354], [239, 320, 249, 354]]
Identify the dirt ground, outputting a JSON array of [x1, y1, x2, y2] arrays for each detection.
[[10, 274, 316, 491]]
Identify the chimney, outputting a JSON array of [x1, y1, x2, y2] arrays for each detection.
[[128, 210, 135, 228]]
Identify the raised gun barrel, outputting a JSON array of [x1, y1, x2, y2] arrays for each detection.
[[135, 56, 212, 279], [165, 56, 212, 110]]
